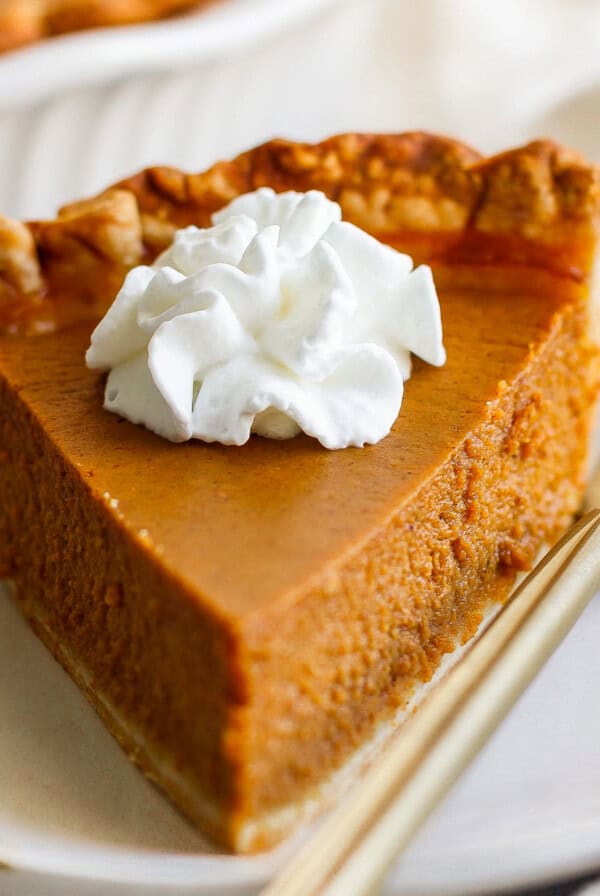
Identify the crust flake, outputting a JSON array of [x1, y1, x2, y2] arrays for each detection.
[[1, 133, 599, 334]]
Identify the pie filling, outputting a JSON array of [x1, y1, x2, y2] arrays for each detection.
[[1, 134, 599, 852]]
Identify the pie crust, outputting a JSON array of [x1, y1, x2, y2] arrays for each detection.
[[2, 133, 599, 334], [1, 134, 599, 852]]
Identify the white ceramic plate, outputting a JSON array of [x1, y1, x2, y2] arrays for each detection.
[[2, 579, 600, 896], [0, 0, 346, 111]]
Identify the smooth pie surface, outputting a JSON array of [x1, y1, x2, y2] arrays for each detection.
[[0, 279, 567, 619]]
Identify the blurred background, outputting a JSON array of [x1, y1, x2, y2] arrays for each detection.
[[1, 0, 600, 219]]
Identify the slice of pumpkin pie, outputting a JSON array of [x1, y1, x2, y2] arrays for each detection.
[[0, 133, 598, 852]]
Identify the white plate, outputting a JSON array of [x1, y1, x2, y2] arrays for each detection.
[[2, 579, 600, 896], [0, 0, 346, 111]]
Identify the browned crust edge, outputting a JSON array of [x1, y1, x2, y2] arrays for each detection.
[[1, 133, 599, 334]]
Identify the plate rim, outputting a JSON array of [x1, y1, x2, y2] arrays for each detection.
[[4, 791, 600, 894]]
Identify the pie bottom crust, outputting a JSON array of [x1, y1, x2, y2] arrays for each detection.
[[14, 578, 531, 854], [22, 599, 233, 841]]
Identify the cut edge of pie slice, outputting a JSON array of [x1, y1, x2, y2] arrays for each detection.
[[1, 134, 599, 853]]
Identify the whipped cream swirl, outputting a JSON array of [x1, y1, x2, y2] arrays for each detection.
[[86, 188, 445, 449]]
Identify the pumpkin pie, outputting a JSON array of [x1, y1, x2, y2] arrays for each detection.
[[0, 134, 599, 852], [0, 0, 216, 53]]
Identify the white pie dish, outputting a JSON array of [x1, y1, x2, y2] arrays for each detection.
[[0, 0, 346, 111], [0, 0, 353, 222]]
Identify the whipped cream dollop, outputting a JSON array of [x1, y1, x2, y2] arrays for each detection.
[[86, 188, 445, 449]]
